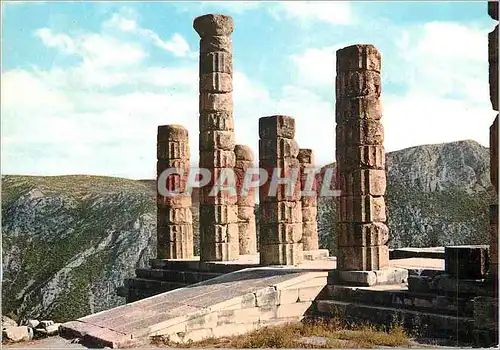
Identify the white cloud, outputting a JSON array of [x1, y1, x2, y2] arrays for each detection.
[[103, 9, 195, 58], [271, 1, 353, 25]]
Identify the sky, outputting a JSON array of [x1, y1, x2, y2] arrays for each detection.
[[1, 1, 498, 179]]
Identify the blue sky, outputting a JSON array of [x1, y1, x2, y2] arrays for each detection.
[[1, 1, 497, 179]]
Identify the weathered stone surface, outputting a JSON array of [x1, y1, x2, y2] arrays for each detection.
[[336, 119, 384, 146], [336, 71, 381, 99], [158, 207, 193, 225], [2, 326, 31, 342], [301, 222, 319, 251], [199, 112, 234, 132], [200, 36, 232, 54], [260, 222, 303, 244], [157, 141, 190, 160], [199, 92, 233, 113], [336, 44, 381, 73], [193, 14, 234, 37], [260, 243, 303, 265], [238, 220, 257, 255], [157, 124, 193, 259], [335, 96, 382, 123], [259, 201, 302, 224], [338, 169, 386, 196], [200, 241, 239, 261], [491, 115, 498, 192], [200, 72, 232, 93], [301, 206, 317, 222], [259, 137, 300, 160], [297, 149, 314, 165], [200, 52, 233, 74], [489, 25, 498, 111], [338, 195, 386, 223], [336, 145, 385, 172], [158, 125, 189, 142], [199, 130, 236, 152], [199, 149, 236, 168], [445, 245, 490, 279], [337, 245, 389, 270], [490, 205, 498, 280], [199, 204, 238, 225], [259, 115, 295, 139], [200, 187, 238, 205], [259, 177, 302, 203], [234, 144, 253, 161], [200, 223, 238, 243], [238, 206, 255, 221], [337, 222, 389, 247]]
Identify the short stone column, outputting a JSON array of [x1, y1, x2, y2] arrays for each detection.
[[298, 149, 319, 251], [235, 145, 257, 255], [194, 14, 239, 261], [335, 45, 389, 272], [157, 125, 194, 259], [259, 115, 303, 265]]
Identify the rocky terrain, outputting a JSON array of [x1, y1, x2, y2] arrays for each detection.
[[1, 140, 496, 322]]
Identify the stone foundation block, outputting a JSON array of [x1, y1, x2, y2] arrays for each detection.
[[279, 288, 299, 304], [217, 308, 261, 325], [211, 323, 259, 339], [298, 285, 325, 302], [276, 301, 313, 318], [445, 245, 490, 279], [328, 267, 407, 287], [255, 286, 279, 307]]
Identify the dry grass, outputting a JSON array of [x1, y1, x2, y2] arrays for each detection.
[[151, 318, 411, 348]]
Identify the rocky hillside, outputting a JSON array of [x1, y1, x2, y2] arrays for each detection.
[[1, 140, 496, 322], [317, 140, 496, 253]]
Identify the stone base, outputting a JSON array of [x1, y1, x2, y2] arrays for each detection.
[[303, 249, 330, 261], [444, 245, 489, 279], [327, 268, 408, 287]]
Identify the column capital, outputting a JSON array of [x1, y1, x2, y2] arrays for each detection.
[[194, 14, 234, 37]]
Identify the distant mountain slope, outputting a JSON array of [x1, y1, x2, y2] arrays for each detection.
[[317, 140, 496, 253], [1, 140, 495, 321]]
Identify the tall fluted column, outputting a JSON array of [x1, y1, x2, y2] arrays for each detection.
[[235, 145, 257, 255], [259, 115, 303, 265], [157, 125, 194, 259], [335, 45, 389, 271], [298, 149, 319, 251], [194, 14, 239, 261]]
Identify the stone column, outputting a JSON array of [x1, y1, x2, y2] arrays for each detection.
[[194, 14, 239, 261], [335, 44, 389, 271], [235, 145, 257, 255], [488, 1, 499, 283], [157, 125, 194, 259], [259, 115, 303, 265], [298, 149, 319, 251]]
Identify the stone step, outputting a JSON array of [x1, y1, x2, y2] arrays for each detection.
[[315, 299, 474, 341], [150, 259, 256, 273], [408, 275, 493, 297], [325, 285, 474, 317], [135, 268, 220, 284], [124, 278, 188, 293]]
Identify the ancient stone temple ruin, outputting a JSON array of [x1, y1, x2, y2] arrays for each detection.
[[60, 9, 499, 348]]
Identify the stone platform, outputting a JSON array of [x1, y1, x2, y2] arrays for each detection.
[[61, 256, 447, 348]]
